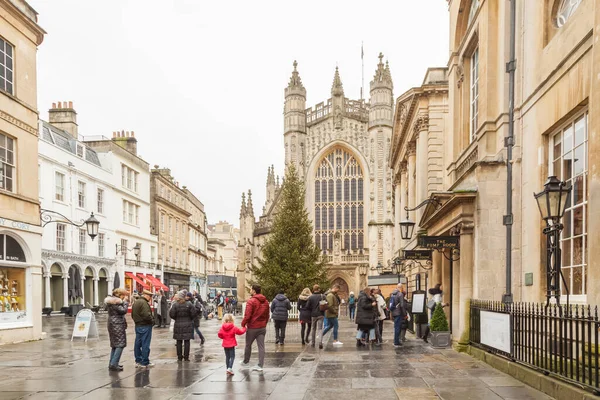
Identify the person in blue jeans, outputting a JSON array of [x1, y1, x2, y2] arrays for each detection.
[[320, 284, 343, 348], [348, 292, 356, 320], [132, 289, 155, 368], [389, 283, 407, 347]]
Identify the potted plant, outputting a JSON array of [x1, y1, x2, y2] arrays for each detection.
[[429, 304, 451, 348]]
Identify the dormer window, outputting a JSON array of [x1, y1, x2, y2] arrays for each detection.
[[555, 0, 583, 27], [76, 144, 84, 158]]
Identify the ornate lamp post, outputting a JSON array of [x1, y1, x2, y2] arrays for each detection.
[[533, 176, 572, 306], [116, 243, 141, 266], [398, 197, 442, 241], [40, 209, 100, 240]]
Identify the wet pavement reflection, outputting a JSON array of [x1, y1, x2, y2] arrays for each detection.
[[0, 314, 554, 399]]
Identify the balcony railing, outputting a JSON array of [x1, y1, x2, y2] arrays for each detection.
[[125, 259, 159, 269]]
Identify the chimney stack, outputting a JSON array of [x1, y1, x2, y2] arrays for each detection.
[[48, 101, 78, 138], [111, 128, 138, 155]]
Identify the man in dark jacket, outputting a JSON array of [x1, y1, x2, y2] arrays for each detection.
[[305, 284, 326, 348], [270, 291, 292, 345], [320, 284, 342, 347], [132, 289, 155, 368], [241, 285, 270, 371], [390, 283, 407, 347]]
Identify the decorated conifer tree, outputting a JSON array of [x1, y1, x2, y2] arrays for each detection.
[[249, 164, 329, 300]]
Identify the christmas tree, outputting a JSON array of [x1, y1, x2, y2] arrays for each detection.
[[249, 164, 329, 300]]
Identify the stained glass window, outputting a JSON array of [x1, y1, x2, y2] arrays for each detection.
[[313, 147, 365, 251]]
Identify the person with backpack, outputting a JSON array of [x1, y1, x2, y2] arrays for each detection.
[[305, 284, 326, 348], [187, 292, 205, 345], [320, 284, 343, 347], [390, 283, 408, 347], [270, 290, 292, 345], [348, 292, 356, 320]]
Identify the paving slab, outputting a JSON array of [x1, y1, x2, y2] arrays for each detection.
[[0, 314, 557, 399]]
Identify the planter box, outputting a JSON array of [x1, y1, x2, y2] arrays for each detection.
[[430, 331, 451, 348]]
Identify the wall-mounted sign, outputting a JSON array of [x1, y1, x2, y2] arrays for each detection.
[[418, 236, 459, 249], [480, 310, 511, 354], [403, 250, 432, 260]]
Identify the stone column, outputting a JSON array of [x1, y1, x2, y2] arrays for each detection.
[[394, 177, 402, 253], [415, 128, 429, 220], [431, 250, 442, 288], [93, 277, 99, 307], [457, 224, 474, 349], [44, 272, 51, 309], [62, 274, 69, 307], [406, 143, 417, 232], [399, 163, 408, 248], [81, 277, 86, 305]]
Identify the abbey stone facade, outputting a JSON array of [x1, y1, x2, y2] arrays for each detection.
[[238, 55, 396, 301]]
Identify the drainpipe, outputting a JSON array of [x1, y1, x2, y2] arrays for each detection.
[[502, 0, 517, 304]]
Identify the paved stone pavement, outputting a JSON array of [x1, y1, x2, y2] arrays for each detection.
[[0, 313, 555, 400]]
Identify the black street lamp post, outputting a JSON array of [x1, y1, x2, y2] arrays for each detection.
[[40, 209, 100, 240], [533, 176, 572, 307], [398, 197, 442, 241], [116, 243, 141, 265]]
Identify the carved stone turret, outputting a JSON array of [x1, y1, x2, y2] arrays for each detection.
[[284, 60, 307, 178], [369, 53, 394, 129]]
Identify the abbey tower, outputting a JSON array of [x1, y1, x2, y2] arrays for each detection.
[[238, 54, 395, 300]]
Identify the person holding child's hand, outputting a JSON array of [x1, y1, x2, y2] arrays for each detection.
[[218, 313, 247, 375]]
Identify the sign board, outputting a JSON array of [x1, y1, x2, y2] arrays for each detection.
[[418, 236, 460, 249], [411, 291, 426, 314], [71, 309, 99, 342], [404, 250, 432, 260], [480, 310, 511, 353]]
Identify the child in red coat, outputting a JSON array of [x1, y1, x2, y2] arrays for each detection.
[[217, 313, 246, 375]]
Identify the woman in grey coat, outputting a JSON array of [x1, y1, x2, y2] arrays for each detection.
[[169, 291, 198, 361], [105, 288, 129, 371]]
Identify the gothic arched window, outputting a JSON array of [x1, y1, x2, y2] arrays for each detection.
[[314, 147, 365, 252]]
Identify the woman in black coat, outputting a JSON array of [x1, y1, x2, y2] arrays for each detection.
[[298, 287, 312, 345], [105, 288, 129, 371], [169, 291, 198, 361], [355, 288, 377, 346]]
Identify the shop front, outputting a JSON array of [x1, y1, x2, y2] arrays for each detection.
[[164, 272, 192, 294], [0, 219, 43, 344], [207, 274, 237, 299]]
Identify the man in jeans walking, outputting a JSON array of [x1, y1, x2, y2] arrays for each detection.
[[306, 284, 325, 349], [390, 283, 407, 347], [321, 284, 343, 347], [132, 289, 155, 368], [240, 285, 270, 372]]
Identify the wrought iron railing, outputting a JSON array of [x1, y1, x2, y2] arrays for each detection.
[[124, 259, 159, 269], [470, 300, 600, 392]]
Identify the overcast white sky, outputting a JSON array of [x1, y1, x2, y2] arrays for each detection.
[[29, 0, 449, 226]]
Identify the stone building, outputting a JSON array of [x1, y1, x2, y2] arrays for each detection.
[[390, 0, 600, 344], [238, 55, 396, 300], [150, 166, 206, 293], [84, 132, 160, 299], [39, 105, 117, 312], [208, 221, 239, 278], [182, 188, 208, 297], [0, 0, 45, 344]]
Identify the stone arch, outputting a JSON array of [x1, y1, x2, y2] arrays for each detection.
[[50, 263, 64, 275], [331, 277, 350, 301], [0, 229, 31, 263], [84, 266, 95, 278], [98, 267, 108, 278], [453, 0, 479, 51]]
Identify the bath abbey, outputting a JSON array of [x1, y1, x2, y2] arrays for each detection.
[[237, 54, 396, 300]]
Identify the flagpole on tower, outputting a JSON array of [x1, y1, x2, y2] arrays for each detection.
[[360, 41, 364, 101]]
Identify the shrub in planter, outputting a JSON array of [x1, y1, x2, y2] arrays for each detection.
[[430, 304, 449, 331], [429, 304, 451, 348]]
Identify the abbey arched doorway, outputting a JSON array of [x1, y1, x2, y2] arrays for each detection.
[[331, 277, 349, 301]]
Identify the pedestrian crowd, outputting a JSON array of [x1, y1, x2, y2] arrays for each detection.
[[104, 281, 446, 374]]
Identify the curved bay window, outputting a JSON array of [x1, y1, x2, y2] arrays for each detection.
[[314, 147, 364, 252]]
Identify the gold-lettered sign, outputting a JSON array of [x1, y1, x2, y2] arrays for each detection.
[[417, 236, 460, 249], [403, 250, 432, 260]]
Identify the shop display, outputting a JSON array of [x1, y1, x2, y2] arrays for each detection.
[[0, 269, 24, 313]]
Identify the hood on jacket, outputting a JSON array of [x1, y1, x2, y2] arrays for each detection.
[[221, 322, 235, 332], [253, 294, 268, 303], [391, 289, 400, 296], [299, 294, 310, 301], [275, 294, 288, 301], [104, 295, 123, 305]]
